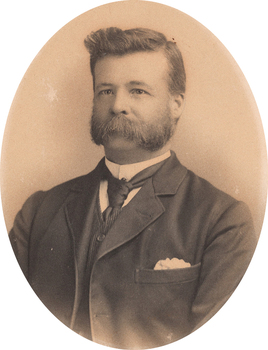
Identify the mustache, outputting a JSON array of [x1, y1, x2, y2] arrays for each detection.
[[91, 113, 144, 143], [90, 110, 176, 152]]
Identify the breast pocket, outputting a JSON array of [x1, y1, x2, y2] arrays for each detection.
[[135, 263, 201, 284]]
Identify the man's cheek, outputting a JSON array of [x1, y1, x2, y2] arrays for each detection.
[[94, 103, 111, 119], [93, 106, 110, 121]]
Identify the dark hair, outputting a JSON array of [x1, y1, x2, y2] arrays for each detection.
[[84, 27, 186, 95]]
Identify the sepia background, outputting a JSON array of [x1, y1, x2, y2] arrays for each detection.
[[0, 1, 267, 350]]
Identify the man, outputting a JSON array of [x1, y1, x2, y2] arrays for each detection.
[[9, 27, 256, 349]]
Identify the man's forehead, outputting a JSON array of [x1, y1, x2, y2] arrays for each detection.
[[94, 50, 170, 84], [95, 50, 168, 65]]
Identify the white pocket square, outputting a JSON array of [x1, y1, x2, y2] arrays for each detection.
[[154, 258, 191, 270]]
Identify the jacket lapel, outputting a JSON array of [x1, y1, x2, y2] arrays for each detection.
[[97, 178, 164, 259], [64, 160, 105, 260], [97, 152, 187, 259]]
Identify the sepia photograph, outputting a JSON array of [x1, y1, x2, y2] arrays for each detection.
[[0, 1, 267, 349]]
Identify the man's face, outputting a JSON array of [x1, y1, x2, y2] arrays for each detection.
[[91, 50, 184, 152]]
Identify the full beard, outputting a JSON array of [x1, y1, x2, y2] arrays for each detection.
[[90, 109, 177, 152]]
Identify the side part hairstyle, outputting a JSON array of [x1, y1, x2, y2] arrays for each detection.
[[84, 27, 186, 95]]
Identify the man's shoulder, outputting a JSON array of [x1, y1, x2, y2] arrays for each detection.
[[179, 167, 255, 229], [43, 167, 100, 197], [186, 169, 235, 202], [47, 172, 93, 193], [26, 163, 102, 209], [168, 152, 237, 207], [183, 168, 240, 214]]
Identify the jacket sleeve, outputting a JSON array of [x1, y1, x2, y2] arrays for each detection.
[[191, 200, 257, 331], [9, 191, 46, 279]]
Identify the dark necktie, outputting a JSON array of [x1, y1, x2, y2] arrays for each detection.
[[102, 159, 167, 233]]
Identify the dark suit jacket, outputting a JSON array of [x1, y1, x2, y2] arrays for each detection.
[[9, 152, 257, 348]]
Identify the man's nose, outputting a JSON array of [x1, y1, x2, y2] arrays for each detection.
[[110, 90, 130, 115]]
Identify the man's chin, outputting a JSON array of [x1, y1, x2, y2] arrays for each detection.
[[102, 135, 138, 150]]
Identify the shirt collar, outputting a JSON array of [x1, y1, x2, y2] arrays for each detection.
[[105, 150, 171, 181]]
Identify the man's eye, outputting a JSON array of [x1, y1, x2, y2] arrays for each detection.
[[99, 89, 113, 95], [132, 89, 147, 95]]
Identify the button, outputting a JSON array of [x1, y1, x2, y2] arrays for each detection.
[[97, 234, 106, 242]]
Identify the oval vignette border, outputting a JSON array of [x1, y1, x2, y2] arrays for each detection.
[[0, 1, 267, 350]]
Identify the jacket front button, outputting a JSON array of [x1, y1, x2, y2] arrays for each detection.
[[97, 234, 106, 242]]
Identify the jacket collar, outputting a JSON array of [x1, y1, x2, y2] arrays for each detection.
[[69, 150, 187, 196], [152, 150, 187, 195]]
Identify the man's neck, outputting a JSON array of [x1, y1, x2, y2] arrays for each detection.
[[104, 139, 171, 165], [105, 150, 171, 181]]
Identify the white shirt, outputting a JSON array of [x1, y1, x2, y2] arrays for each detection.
[[99, 151, 171, 212]]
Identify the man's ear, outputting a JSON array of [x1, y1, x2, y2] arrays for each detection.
[[170, 93, 185, 121]]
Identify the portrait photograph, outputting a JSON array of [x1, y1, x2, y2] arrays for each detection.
[[0, 1, 267, 349]]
